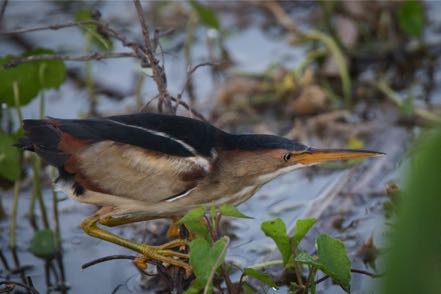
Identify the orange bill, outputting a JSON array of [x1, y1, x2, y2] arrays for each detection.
[[294, 148, 384, 165]]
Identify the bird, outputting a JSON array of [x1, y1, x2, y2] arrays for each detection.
[[17, 112, 382, 274]]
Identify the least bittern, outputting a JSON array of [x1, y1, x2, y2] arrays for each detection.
[[17, 113, 382, 274]]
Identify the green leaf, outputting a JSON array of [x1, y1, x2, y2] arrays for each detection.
[[75, 8, 113, 51], [317, 234, 351, 292], [0, 56, 39, 106], [27, 49, 66, 90], [189, 0, 220, 30], [178, 207, 209, 239], [292, 218, 317, 245], [261, 218, 291, 265], [30, 229, 58, 260], [178, 207, 206, 224], [0, 132, 21, 181], [188, 237, 227, 292], [243, 268, 276, 288], [398, 0, 425, 37], [0, 49, 66, 106], [294, 252, 321, 268], [220, 204, 253, 219]]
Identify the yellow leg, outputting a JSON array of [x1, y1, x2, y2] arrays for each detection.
[[80, 215, 191, 275]]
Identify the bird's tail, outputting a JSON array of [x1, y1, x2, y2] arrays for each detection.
[[16, 119, 68, 167]]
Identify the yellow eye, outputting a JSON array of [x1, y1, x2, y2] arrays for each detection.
[[283, 153, 291, 162]]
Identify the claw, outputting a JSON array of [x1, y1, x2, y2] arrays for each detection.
[[135, 241, 192, 276], [133, 256, 148, 271]]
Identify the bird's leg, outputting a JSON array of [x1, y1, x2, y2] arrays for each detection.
[[166, 216, 181, 238], [80, 215, 191, 275]]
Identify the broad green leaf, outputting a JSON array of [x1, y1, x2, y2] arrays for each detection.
[[0, 132, 21, 181], [26, 49, 66, 90], [292, 218, 317, 245], [220, 204, 253, 219], [178, 207, 205, 224], [317, 234, 351, 293], [30, 229, 58, 260], [189, 0, 220, 30], [178, 207, 209, 239], [398, 0, 424, 37], [261, 218, 291, 265], [0, 56, 39, 106], [187, 237, 227, 293], [243, 268, 276, 288], [0, 49, 66, 106], [75, 8, 113, 51]]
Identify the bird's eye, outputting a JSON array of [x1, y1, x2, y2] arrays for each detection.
[[283, 153, 291, 162]]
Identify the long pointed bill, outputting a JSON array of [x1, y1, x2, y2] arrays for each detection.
[[294, 148, 384, 166]]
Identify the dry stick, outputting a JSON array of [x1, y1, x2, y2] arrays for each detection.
[[0, 250, 10, 271], [133, 0, 172, 113], [175, 62, 217, 118], [81, 255, 136, 269], [0, 281, 39, 294], [0, 20, 100, 36], [313, 268, 381, 288], [4, 52, 136, 68]]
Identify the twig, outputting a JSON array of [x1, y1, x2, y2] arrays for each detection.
[[314, 268, 381, 287], [4, 52, 136, 68], [81, 255, 135, 269], [175, 61, 218, 115], [0, 250, 10, 272], [0, 281, 39, 294], [133, 0, 172, 113], [0, 20, 100, 36], [350, 268, 383, 278], [0, 0, 7, 23], [314, 275, 330, 285], [111, 284, 123, 294]]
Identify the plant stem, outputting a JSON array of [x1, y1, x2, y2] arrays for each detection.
[[9, 181, 20, 249], [0, 195, 5, 219], [38, 64, 46, 119], [12, 82, 23, 122], [32, 156, 49, 229], [134, 73, 146, 109], [51, 168, 67, 292], [84, 34, 97, 115], [247, 259, 283, 270]]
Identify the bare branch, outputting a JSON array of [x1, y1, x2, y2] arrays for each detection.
[[133, 0, 172, 113], [174, 62, 218, 114], [81, 255, 135, 269], [0, 280, 39, 294], [0, 20, 100, 36], [170, 96, 207, 122], [4, 51, 137, 68]]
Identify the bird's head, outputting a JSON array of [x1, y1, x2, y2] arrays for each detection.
[[223, 134, 383, 183]]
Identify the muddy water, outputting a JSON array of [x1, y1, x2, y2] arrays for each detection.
[[0, 2, 412, 294]]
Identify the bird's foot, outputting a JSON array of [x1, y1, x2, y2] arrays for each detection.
[[133, 239, 191, 276]]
